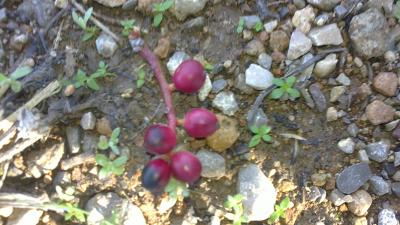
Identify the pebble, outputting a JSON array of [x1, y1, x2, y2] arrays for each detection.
[[10, 33, 28, 52], [244, 39, 265, 56], [393, 171, 400, 181], [198, 75, 212, 101], [373, 72, 398, 97], [367, 0, 394, 16], [395, 152, 400, 167], [154, 37, 171, 59], [122, 0, 138, 9], [206, 114, 240, 152], [211, 79, 227, 93], [314, 53, 338, 78], [66, 126, 80, 154], [0, 8, 6, 22], [269, 30, 290, 52], [314, 13, 330, 26], [82, 132, 99, 152], [392, 182, 400, 197], [311, 173, 330, 186], [369, 176, 390, 196], [95, 33, 118, 58], [334, 5, 348, 18], [85, 192, 146, 225], [366, 100, 395, 125], [353, 217, 368, 225], [308, 23, 343, 46], [329, 189, 353, 206], [338, 138, 355, 154], [257, 53, 272, 69], [287, 29, 312, 60], [366, 140, 390, 163], [378, 209, 399, 225], [246, 108, 268, 129], [306, 0, 341, 10], [196, 150, 226, 178], [358, 150, 370, 163], [237, 164, 276, 221], [171, 0, 208, 21], [293, 0, 306, 8], [336, 73, 351, 86], [81, 112, 96, 130], [347, 190, 372, 216], [167, 51, 190, 75], [307, 186, 326, 203], [26, 141, 65, 178], [384, 51, 397, 63], [336, 162, 373, 194], [347, 123, 359, 137], [292, 5, 315, 33], [349, 8, 389, 59], [212, 91, 239, 116], [96, 117, 113, 136], [245, 64, 274, 90], [94, 0, 126, 7], [263, 20, 278, 33], [182, 16, 205, 31], [330, 86, 346, 102], [7, 209, 43, 225], [326, 107, 338, 122], [309, 83, 327, 112], [242, 15, 262, 29]]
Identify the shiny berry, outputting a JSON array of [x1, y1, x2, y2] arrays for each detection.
[[141, 158, 171, 193], [170, 151, 202, 183], [183, 108, 219, 138], [144, 124, 176, 154], [173, 60, 206, 94]]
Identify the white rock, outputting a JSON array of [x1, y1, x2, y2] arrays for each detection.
[[7, 209, 43, 225], [326, 107, 338, 122], [167, 51, 190, 75], [198, 74, 212, 101], [308, 23, 343, 46], [378, 209, 399, 225], [212, 91, 239, 116], [196, 150, 226, 178], [287, 29, 312, 60], [338, 137, 355, 154], [263, 20, 278, 33], [94, 0, 126, 7], [171, 0, 208, 21], [257, 53, 272, 70], [314, 53, 337, 78], [245, 64, 274, 90], [330, 86, 346, 102], [95, 33, 118, 58], [336, 73, 351, 86], [292, 5, 315, 33], [81, 112, 96, 130]]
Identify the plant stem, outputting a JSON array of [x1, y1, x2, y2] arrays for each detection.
[[129, 33, 177, 133]]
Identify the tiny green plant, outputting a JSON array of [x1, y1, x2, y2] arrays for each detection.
[[158, 178, 189, 212], [120, 19, 135, 37], [270, 77, 300, 100], [100, 210, 120, 225], [395, 1, 400, 21], [203, 61, 214, 72], [95, 154, 128, 179], [152, 0, 174, 27], [52, 202, 89, 223], [253, 21, 263, 32], [72, 7, 99, 41], [267, 196, 291, 224], [98, 127, 121, 155], [224, 194, 248, 225], [249, 125, 272, 148], [136, 68, 146, 89], [236, 17, 245, 34], [74, 61, 113, 91], [0, 66, 32, 92]]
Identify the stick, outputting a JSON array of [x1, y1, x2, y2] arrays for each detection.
[[60, 152, 96, 170]]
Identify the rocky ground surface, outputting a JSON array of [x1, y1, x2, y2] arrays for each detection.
[[0, 0, 400, 224]]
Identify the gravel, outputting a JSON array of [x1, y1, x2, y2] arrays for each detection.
[[245, 64, 274, 90], [287, 29, 312, 60], [196, 150, 226, 178], [337, 137, 355, 154], [366, 140, 390, 163], [378, 209, 399, 225], [336, 162, 373, 194], [95, 33, 118, 58], [308, 23, 343, 46], [212, 91, 239, 116], [369, 176, 391, 196]]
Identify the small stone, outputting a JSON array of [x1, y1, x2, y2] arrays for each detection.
[[336, 73, 351, 86], [26, 141, 65, 178], [242, 30, 253, 41], [94, 0, 126, 7], [311, 173, 329, 186], [54, 0, 68, 8], [347, 190, 372, 216], [81, 112, 96, 130], [96, 117, 113, 136], [366, 100, 395, 125], [384, 51, 397, 63], [269, 30, 290, 52], [369, 176, 390, 196], [395, 152, 400, 167], [336, 162, 373, 194], [314, 54, 337, 78], [338, 138, 355, 154], [293, 0, 306, 8], [7, 209, 43, 225], [242, 15, 262, 29], [308, 23, 343, 46], [198, 75, 212, 101], [171, 0, 208, 21], [64, 84, 75, 96], [393, 171, 400, 181], [206, 115, 240, 152], [358, 150, 369, 163], [392, 182, 400, 197], [292, 5, 315, 33], [95, 33, 118, 58], [279, 180, 297, 193], [167, 51, 190, 75], [307, 186, 326, 203], [10, 33, 28, 52], [263, 20, 278, 33], [373, 72, 398, 97], [330, 86, 346, 102], [378, 209, 399, 225], [347, 123, 359, 137], [212, 91, 239, 116], [309, 83, 327, 112], [82, 132, 99, 153], [247, 108, 268, 129], [334, 5, 348, 18], [0, 206, 13, 217], [66, 126, 80, 154], [245, 64, 274, 90], [122, 0, 138, 10], [287, 29, 312, 60], [314, 13, 330, 26], [257, 53, 272, 69], [366, 140, 390, 163], [244, 39, 265, 56], [0, 8, 6, 22], [329, 189, 353, 206], [182, 16, 205, 31], [237, 164, 276, 221], [306, 0, 340, 10], [212, 79, 227, 93], [353, 217, 368, 225], [326, 107, 338, 122], [197, 150, 225, 178], [153, 38, 170, 59]]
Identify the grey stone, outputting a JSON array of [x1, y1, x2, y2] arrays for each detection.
[[347, 123, 359, 137], [308, 23, 343, 46], [66, 126, 80, 154], [306, 0, 341, 10], [307, 186, 326, 203], [94, 0, 126, 7], [334, 5, 348, 18], [10, 33, 28, 51], [0, 8, 6, 22], [80, 112, 96, 130], [336, 162, 373, 194], [369, 176, 390, 196], [242, 15, 262, 29], [378, 209, 399, 225], [95, 33, 118, 58], [358, 150, 370, 163], [246, 108, 268, 129], [366, 140, 390, 163], [392, 182, 400, 197], [85, 192, 146, 225], [171, 0, 208, 21], [122, 0, 138, 10], [82, 132, 99, 153], [244, 39, 265, 56], [293, 0, 306, 8], [330, 86, 346, 102], [326, 107, 338, 122], [347, 190, 372, 216], [292, 5, 315, 33], [309, 83, 327, 112], [298, 53, 315, 82], [237, 164, 276, 221], [212, 91, 239, 116], [257, 53, 272, 69], [182, 16, 205, 31], [328, 189, 353, 206], [212, 79, 227, 93], [395, 152, 400, 167], [314, 13, 330, 26], [196, 150, 226, 178], [349, 8, 389, 59], [367, 0, 394, 15], [6, 209, 43, 225], [198, 75, 212, 101], [245, 64, 274, 90], [167, 51, 190, 75], [263, 20, 278, 33], [26, 141, 64, 178], [393, 171, 400, 181], [314, 53, 337, 78], [336, 73, 351, 86], [287, 29, 312, 60], [338, 137, 355, 154]]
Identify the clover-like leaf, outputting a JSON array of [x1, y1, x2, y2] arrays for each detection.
[[84, 7, 93, 24], [10, 66, 32, 80], [98, 136, 109, 150], [270, 88, 285, 99], [287, 88, 300, 99], [272, 78, 285, 87], [262, 134, 272, 142], [236, 17, 245, 34], [248, 135, 261, 148], [113, 156, 128, 167], [110, 128, 120, 144], [10, 80, 22, 93], [285, 76, 296, 87], [95, 154, 109, 166], [153, 13, 163, 27], [86, 78, 100, 90]]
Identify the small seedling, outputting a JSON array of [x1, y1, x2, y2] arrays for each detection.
[[270, 77, 300, 100], [136, 68, 146, 89], [100, 210, 120, 225], [98, 127, 121, 155], [53, 202, 89, 223], [74, 61, 113, 91], [95, 154, 128, 179], [72, 7, 99, 41], [120, 19, 135, 37], [224, 194, 248, 225], [203, 61, 214, 72], [236, 17, 245, 34], [395, 1, 400, 21], [249, 125, 272, 147], [267, 196, 291, 224], [152, 0, 174, 27], [253, 21, 263, 32], [0, 66, 32, 92]]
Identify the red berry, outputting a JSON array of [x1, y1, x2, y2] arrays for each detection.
[[170, 151, 202, 183], [183, 108, 219, 138], [144, 124, 176, 154], [173, 60, 206, 94], [141, 158, 171, 192]]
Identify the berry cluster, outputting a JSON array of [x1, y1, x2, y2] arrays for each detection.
[[139, 59, 219, 193]]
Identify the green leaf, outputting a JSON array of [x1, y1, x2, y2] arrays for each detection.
[[113, 156, 128, 167], [165, 178, 178, 193], [287, 88, 300, 99], [258, 125, 271, 135], [9, 80, 22, 92], [395, 1, 400, 21], [279, 196, 290, 209], [95, 154, 109, 166], [253, 21, 263, 32], [136, 79, 145, 89], [262, 134, 272, 143], [232, 194, 244, 202], [109, 144, 120, 155], [248, 135, 261, 148], [224, 195, 235, 209], [249, 126, 259, 134], [267, 212, 280, 224], [82, 31, 95, 42], [98, 167, 111, 179], [0, 73, 8, 84], [98, 136, 109, 150], [154, 0, 174, 12], [75, 69, 87, 85], [285, 76, 296, 87], [110, 128, 120, 143], [72, 11, 86, 29], [272, 78, 285, 87], [270, 88, 285, 99], [236, 17, 245, 34], [112, 166, 125, 176], [10, 66, 32, 80], [84, 7, 93, 24], [204, 62, 214, 72], [153, 13, 163, 27], [86, 78, 100, 91]]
